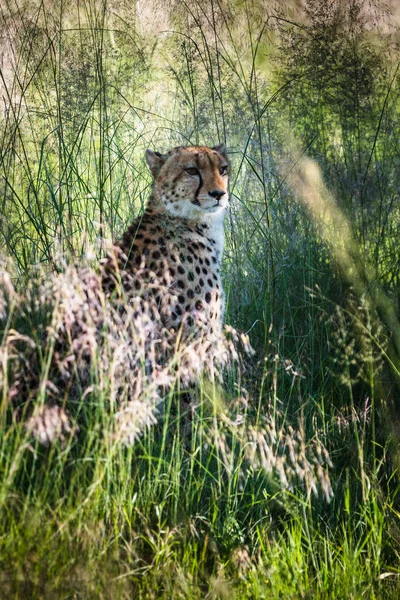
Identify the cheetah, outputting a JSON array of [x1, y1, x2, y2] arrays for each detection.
[[102, 143, 230, 341]]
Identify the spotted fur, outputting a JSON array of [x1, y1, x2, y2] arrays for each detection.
[[101, 144, 229, 338]]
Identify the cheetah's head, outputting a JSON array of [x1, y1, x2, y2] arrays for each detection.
[[145, 144, 229, 220]]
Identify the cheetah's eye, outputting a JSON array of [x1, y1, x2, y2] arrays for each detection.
[[219, 166, 228, 176], [185, 167, 199, 176]]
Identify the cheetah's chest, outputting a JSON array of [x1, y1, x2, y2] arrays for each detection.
[[106, 213, 225, 334], [162, 233, 223, 329]]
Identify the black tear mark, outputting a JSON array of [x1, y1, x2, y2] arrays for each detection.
[[194, 170, 203, 204]]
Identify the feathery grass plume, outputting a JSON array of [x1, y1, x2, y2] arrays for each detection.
[[203, 378, 333, 503], [0, 256, 248, 446], [0, 262, 17, 320], [25, 404, 76, 446], [325, 291, 388, 389]]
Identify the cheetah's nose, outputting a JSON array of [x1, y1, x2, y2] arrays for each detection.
[[209, 189, 225, 200]]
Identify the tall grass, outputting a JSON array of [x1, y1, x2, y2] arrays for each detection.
[[1, 0, 400, 597]]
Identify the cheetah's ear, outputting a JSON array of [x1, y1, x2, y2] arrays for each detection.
[[212, 143, 228, 158], [146, 149, 166, 178]]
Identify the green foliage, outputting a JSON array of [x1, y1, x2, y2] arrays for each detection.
[[1, 0, 400, 597]]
